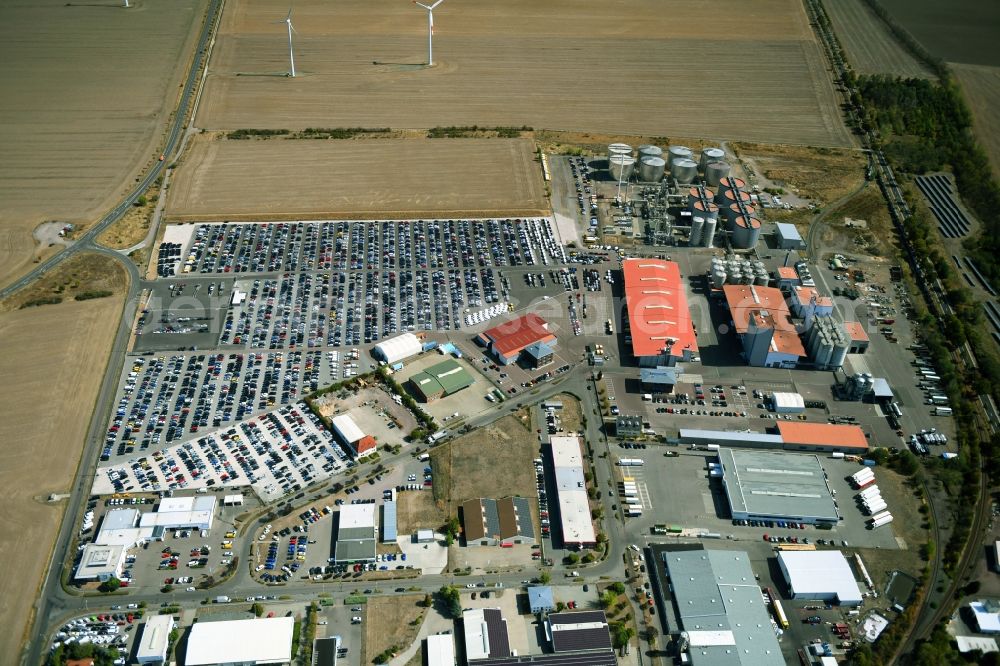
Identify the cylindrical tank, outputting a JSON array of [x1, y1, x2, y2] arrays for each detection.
[[703, 217, 717, 248], [639, 156, 666, 182], [727, 270, 742, 284], [609, 155, 636, 182], [689, 216, 705, 246], [741, 272, 753, 285], [700, 147, 725, 170], [608, 143, 632, 163], [671, 158, 698, 184], [687, 186, 716, 204], [668, 145, 693, 166], [725, 203, 756, 223], [831, 339, 849, 369], [690, 200, 719, 221], [754, 272, 769, 286], [638, 145, 663, 162], [712, 269, 727, 288], [732, 216, 762, 249], [718, 188, 752, 207], [704, 161, 731, 187], [754, 261, 766, 273]]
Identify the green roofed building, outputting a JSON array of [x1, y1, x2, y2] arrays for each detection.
[[409, 359, 474, 402]]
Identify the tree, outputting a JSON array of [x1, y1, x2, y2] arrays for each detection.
[[539, 571, 551, 584], [599, 590, 616, 609], [556, 601, 566, 612], [564, 553, 580, 565], [582, 552, 596, 564], [438, 585, 463, 619], [98, 577, 121, 593], [422, 593, 433, 608], [609, 582, 625, 595], [251, 602, 264, 617]]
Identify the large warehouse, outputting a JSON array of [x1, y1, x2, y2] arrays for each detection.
[[778, 551, 863, 606], [550, 436, 597, 549], [648, 545, 784, 666], [679, 420, 869, 454], [334, 503, 377, 562], [461, 496, 535, 547], [477, 314, 557, 365], [373, 332, 423, 365], [722, 284, 805, 368], [136, 615, 175, 664], [331, 413, 377, 457], [622, 258, 698, 367], [718, 448, 840, 525], [138, 496, 217, 531], [408, 358, 474, 402], [185, 616, 294, 666]]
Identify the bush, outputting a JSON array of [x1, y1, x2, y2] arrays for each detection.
[[21, 296, 62, 308], [74, 290, 113, 301]]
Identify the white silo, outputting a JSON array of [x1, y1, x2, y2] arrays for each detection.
[[671, 158, 699, 184], [610, 155, 636, 182], [703, 217, 718, 248], [689, 216, 705, 246], [731, 216, 762, 249], [638, 145, 663, 162], [700, 147, 725, 170], [608, 143, 632, 163], [668, 145, 693, 166], [727, 269, 742, 284], [705, 161, 731, 187], [639, 156, 666, 182], [712, 268, 727, 288]]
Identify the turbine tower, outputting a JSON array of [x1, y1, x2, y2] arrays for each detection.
[[274, 9, 297, 77], [413, 0, 445, 66]]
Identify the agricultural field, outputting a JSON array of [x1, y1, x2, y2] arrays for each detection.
[[823, 0, 932, 78], [0, 294, 125, 664], [196, 0, 852, 148], [0, 0, 209, 288], [879, 0, 1000, 67], [166, 136, 547, 219], [952, 64, 1000, 178]]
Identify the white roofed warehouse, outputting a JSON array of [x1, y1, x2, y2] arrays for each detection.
[[185, 616, 294, 666], [136, 615, 174, 664], [373, 332, 423, 365], [769, 392, 805, 413], [550, 435, 597, 549], [778, 550, 863, 606]]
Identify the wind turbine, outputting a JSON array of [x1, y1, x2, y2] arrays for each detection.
[[413, 0, 445, 66], [274, 9, 297, 77]]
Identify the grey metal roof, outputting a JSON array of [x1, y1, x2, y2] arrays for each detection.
[[473, 651, 616, 666], [334, 538, 376, 562], [548, 611, 612, 653], [482, 499, 502, 538], [382, 501, 397, 542], [719, 448, 839, 522], [524, 341, 555, 359], [527, 586, 554, 610], [776, 222, 803, 242], [871, 377, 893, 398], [640, 366, 678, 384], [511, 497, 534, 539], [679, 429, 784, 446]]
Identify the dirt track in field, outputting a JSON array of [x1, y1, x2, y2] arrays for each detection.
[[166, 136, 549, 219], [196, 0, 852, 148]]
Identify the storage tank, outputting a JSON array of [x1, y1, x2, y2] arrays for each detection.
[[754, 272, 769, 286], [712, 269, 727, 288], [731, 216, 762, 249], [700, 147, 725, 170], [726, 202, 756, 223], [608, 143, 632, 163], [687, 186, 715, 205], [689, 216, 705, 246], [705, 161, 731, 187], [668, 145, 693, 166], [690, 200, 719, 221], [716, 176, 748, 203], [671, 158, 699, 184], [718, 188, 752, 207], [703, 217, 717, 248], [639, 156, 666, 182], [831, 338, 849, 369], [638, 145, 663, 162], [727, 270, 742, 284], [609, 155, 636, 182]]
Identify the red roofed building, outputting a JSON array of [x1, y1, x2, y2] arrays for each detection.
[[722, 285, 804, 368], [622, 259, 698, 367], [776, 421, 869, 452], [843, 321, 870, 354], [791, 286, 834, 319], [776, 266, 800, 289], [477, 314, 556, 365]]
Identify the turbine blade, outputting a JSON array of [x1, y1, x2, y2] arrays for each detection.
[[414, 1, 431, 9], [430, 0, 445, 9]]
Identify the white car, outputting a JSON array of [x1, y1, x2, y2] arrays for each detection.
[[255, 564, 265, 572], [351, 616, 362, 623], [466, 583, 476, 588], [186, 587, 196, 592]]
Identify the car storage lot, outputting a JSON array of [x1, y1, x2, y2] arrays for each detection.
[[94, 401, 351, 502]]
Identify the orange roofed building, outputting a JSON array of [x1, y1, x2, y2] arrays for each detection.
[[622, 259, 698, 367], [477, 314, 557, 365], [723, 284, 805, 368], [776, 421, 869, 452]]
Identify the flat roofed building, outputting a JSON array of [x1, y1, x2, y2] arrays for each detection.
[[461, 497, 535, 547], [956, 636, 999, 654], [719, 448, 839, 525], [425, 633, 456, 666], [136, 615, 174, 664], [722, 284, 804, 368], [971, 600, 1000, 634], [101, 508, 139, 531], [844, 321, 870, 354], [334, 503, 377, 562], [791, 286, 834, 318], [373, 333, 423, 365], [622, 259, 698, 367], [462, 608, 511, 661], [313, 636, 341, 666], [185, 616, 294, 666], [409, 359, 474, 402], [550, 436, 597, 549], [615, 415, 642, 438], [75, 543, 127, 582], [382, 500, 397, 543], [777, 420, 869, 453], [138, 496, 216, 531], [776, 266, 800, 288], [776, 222, 805, 249], [639, 366, 678, 393], [778, 551, 863, 606], [477, 314, 557, 365], [770, 392, 805, 413], [547, 611, 613, 652], [331, 413, 377, 457]]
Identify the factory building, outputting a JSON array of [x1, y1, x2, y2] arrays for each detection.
[[844, 321, 870, 354], [136, 615, 175, 664], [719, 449, 840, 525], [138, 496, 217, 532], [722, 285, 805, 368], [679, 420, 868, 454], [778, 551, 863, 606], [776, 266, 800, 290], [75, 543, 127, 582], [462, 608, 511, 661], [775, 222, 806, 249], [425, 634, 456, 666], [639, 366, 678, 393], [647, 544, 784, 666], [408, 359, 474, 402], [615, 415, 643, 438], [373, 333, 423, 366], [185, 617, 294, 666], [460, 497, 535, 547], [807, 316, 851, 370], [331, 414, 377, 457], [791, 286, 834, 320], [381, 500, 397, 543], [334, 503, 377, 563], [477, 314, 557, 365], [547, 611, 613, 653], [622, 259, 698, 367], [769, 392, 805, 413], [969, 600, 1000, 634], [550, 436, 597, 549]]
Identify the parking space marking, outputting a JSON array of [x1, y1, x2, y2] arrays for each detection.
[[622, 467, 653, 510]]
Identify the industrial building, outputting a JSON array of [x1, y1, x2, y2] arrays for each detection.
[[330, 414, 377, 457], [776, 266, 800, 289], [550, 435, 597, 549], [522, 341, 555, 368], [313, 637, 341, 666], [185, 616, 294, 666], [970, 601, 1000, 634], [425, 633, 456, 666], [462, 608, 511, 661], [680, 421, 868, 454], [136, 615, 175, 664], [722, 284, 805, 368], [639, 366, 678, 393], [615, 414, 643, 438], [769, 392, 805, 413], [373, 332, 423, 365], [477, 314, 557, 365], [334, 503, 377, 562], [547, 611, 613, 653], [775, 222, 805, 249], [75, 543, 127, 582], [844, 321, 870, 354], [381, 500, 397, 543], [648, 544, 784, 666], [528, 586, 555, 614], [719, 449, 840, 525], [138, 496, 216, 531], [791, 286, 834, 320], [806, 316, 851, 370], [461, 496, 535, 547], [777, 551, 863, 606], [408, 359, 474, 402], [622, 258, 698, 367]]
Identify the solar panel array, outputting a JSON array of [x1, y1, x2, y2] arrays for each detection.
[[915, 174, 971, 238]]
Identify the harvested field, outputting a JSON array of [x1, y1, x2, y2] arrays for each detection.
[[166, 136, 547, 219], [879, 0, 1000, 67], [0, 0, 209, 288], [430, 414, 537, 513], [0, 294, 125, 663], [952, 64, 1000, 178], [363, 595, 427, 665], [731, 143, 866, 203], [824, 0, 932, 78], [197, 0, 852, 147]]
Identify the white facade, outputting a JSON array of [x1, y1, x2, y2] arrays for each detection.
[[185, 616, 294, 666], [425, 633, 457, 666], [331, 414, 365, 444], [75, 543, 127, 582], [778, 551, 863, 606], [771, 392, 805, 413], [373, 333, 423, 365], [551, 436, 597, 547], [138, 496, 216, 531], [137, 615, 174, 664]]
